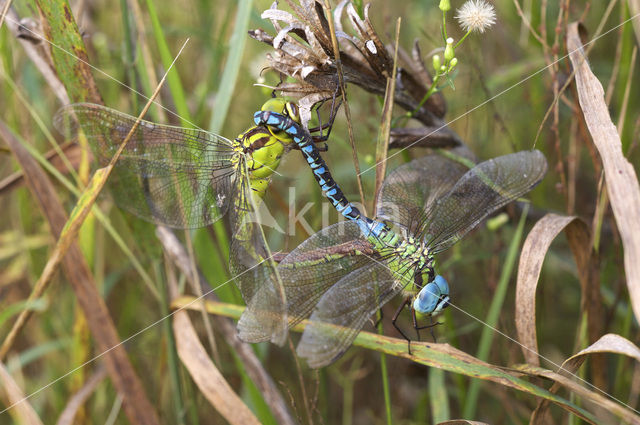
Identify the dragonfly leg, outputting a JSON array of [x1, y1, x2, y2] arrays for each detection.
[[316, 142, 329, 152], [414, 314, 442, 342], [412, 308, 421, 341], [309, 94, 342, 144], [391, 298, 413, 355]]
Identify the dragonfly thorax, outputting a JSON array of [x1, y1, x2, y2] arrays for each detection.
[[234, 126, 286, 180], [394, 236, 433, 270]]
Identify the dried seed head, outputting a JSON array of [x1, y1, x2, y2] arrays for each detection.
[[455, 0, 496, 34]]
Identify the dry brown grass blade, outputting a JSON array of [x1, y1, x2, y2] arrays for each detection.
[[0, 362, 43, 425], [55, 366, 107, 425], [0, 121, 160, 425], [567, 22, 640, 325], [173, 312, 260, 425], [516, 213, 595, 366], [156, 227, 296, 425], [532, 334, 640, 424]]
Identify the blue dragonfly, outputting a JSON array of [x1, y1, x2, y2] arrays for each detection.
[[248, 109, 547, 367]]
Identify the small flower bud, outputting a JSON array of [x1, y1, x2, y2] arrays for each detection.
[[439, 0, 451, 12], [448, 57, 458, 70], [432, 55, 442, 71], [444, 37, 455, 61]]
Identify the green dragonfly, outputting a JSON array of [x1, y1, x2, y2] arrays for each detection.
[[242, 147, 547, 367], [54, 98, 315, 345]]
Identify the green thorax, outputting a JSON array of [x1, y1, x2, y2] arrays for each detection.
[[366, 225, 433, 293], [233, 125, 293, 199]]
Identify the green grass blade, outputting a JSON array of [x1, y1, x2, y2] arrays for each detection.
[[175, 297, 605, 424], [207, 0, 253, 134], [462, 205, 530, 418], [144, 0, 191, 124]]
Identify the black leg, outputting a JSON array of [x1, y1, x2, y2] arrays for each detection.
[[309, 96, 342, 144], [412, 308, 421, 341], [391, 298, 413, 355], [316, 142, 329, 152], [414, 315, 442, 342]]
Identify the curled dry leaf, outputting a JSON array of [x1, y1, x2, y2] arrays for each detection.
[[567, 23, 640, 326], [531, 334, 640, 424], [512, 363, 637, 424], [173, 311, 260, 425], [515, 214, 601, 367], [250, 0, 447, 127]]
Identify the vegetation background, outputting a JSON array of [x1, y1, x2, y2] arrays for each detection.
[[0, 0, 638, 424]]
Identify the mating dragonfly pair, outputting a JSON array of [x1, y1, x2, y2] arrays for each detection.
[[55, 99, 547, 368]]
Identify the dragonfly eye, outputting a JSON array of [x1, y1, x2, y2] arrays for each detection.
[[285, 102, 301, 123], [413, 274, 450, 315]]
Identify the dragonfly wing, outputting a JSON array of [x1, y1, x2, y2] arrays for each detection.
[[237, 221, 375, 342], [423, 150, 548, 253], [297, 261, 409, 368], [280, 221, 376, 326], [54, 103, 236, 228], [376, 147, 475, 234], [231, 166, 288, 345]]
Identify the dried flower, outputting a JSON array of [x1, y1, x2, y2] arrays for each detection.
[[249, 1, 449, 125], [455, 0, 496, 34]]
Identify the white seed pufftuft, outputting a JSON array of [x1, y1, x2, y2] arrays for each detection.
[[455, 0, 496, 33]]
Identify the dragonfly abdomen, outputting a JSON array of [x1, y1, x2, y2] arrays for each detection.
[[254, 110, 363, 222]]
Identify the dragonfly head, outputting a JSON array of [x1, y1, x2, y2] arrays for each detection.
[[413, 275, 450, 315], [260, 98, 301, 144]]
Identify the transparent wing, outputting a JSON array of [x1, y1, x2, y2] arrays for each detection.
[[237, 221, 376, 343], [54, 103, 237, 228], [422, 150, 548, 253], [231, 163, 288, 345], [376, 147, 475, 234], [280, 221, 376, 326], [296, 261, 411, 368]]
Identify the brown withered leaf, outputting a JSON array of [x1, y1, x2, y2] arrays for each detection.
[[173, 311, 260, 425], [567, 23, 640, 327], [515, 214, 601, 368], [531, 334, 640, 425]]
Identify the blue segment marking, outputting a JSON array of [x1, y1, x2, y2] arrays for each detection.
[[254, 108, 371, 227]]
